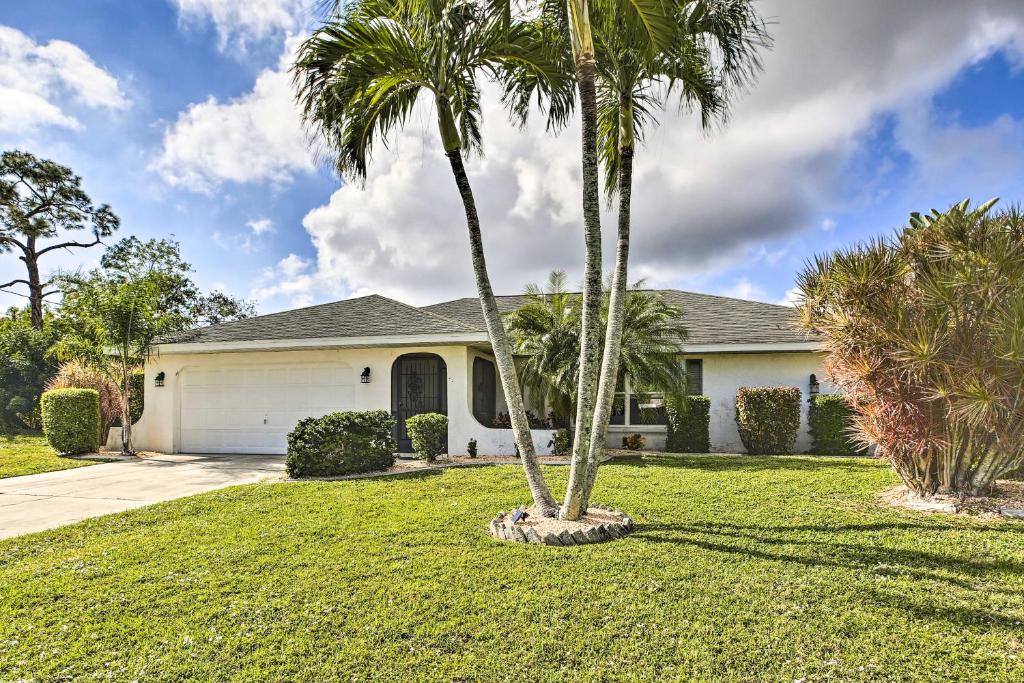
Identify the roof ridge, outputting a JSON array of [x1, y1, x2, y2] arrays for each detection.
[[424, 289, 795, 310], [370, 294, 476, 332]]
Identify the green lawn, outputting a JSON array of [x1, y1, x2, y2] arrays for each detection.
[[0, 434, 95, 479], [1, 455, 1022, 682]]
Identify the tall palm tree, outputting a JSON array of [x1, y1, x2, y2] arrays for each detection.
[[506, 271, 689, 425], [576, 0, 771, 513], [293, 0, 572, 515], [537, 0, 690, 520]]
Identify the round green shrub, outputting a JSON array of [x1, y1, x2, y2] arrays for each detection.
[[467, 438, 478, 458], [286, 410, 396, 477], [735, 386, 801, 455], [405, 412, 447, 462], [41, 388, 101, 455], [666, 395, 711, 453], [808, 394, 863, 455]]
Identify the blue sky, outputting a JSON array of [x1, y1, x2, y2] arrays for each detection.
[[3, 0, 1024, 313]]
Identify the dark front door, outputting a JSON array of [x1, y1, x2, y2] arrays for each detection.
[[392, 354, 447, 452], [472, 357, 496, 426]]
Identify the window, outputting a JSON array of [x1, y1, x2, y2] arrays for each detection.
[[685, 359, 703, 395], [612, 359, 703, 428]]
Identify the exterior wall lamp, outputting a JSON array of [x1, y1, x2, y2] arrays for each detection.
[[155, 371, 166, 387], [809, 373, 820, 396], [361, 367, 371, 384]]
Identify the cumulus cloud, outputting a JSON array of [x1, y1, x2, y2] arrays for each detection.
[[247, 217, 275, 235], [171, 0, 309, 52], [250, 252, 332, 308], [0, 25, 127, 134], [151, 39, 313, 192], [288, 0, 1024, 307]]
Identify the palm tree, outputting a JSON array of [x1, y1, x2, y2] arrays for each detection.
[[293, 0, 572, 515], [506, 271, 689, 426], [575, 0, 771, 514]]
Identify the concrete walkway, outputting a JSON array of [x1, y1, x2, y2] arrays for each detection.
[[0, 453, 285, 540]]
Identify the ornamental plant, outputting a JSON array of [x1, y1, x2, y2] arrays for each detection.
[[735, 387, 801, 455], [798, 199, 1024, 497], [405, 413, 448, 462]]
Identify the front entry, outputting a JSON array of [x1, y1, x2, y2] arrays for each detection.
[[391, 353, 447, 453]]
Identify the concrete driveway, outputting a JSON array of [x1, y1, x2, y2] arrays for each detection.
[[0, 453, 285, 540]]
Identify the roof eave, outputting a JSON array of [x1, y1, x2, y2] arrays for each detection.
[[152, 331, 490, 355]]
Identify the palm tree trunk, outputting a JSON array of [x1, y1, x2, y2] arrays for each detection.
[[579, 146, 633, 512], [445, 149, 559, 516], [560, 57, 603, 520]]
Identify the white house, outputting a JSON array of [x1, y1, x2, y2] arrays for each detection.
[[126, 290, 827, 456]]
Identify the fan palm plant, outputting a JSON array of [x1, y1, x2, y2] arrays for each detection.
[[506, 271, 689, 426], [575, 0, 770, 513], [293, 0, 573, 515]]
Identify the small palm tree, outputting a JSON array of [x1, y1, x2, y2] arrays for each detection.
[[506, 271, 688, 426], [293, 0, 572, 515]]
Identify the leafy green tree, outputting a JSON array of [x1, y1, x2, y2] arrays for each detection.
[[0, 307, 58, 434], [98, 236, 255, 330], [506, 270, 688, 425], [0, 150, 119, 329], [54, 254, 190, 454], [294, 0, 572, 515], [798, 199, 1024, 497]]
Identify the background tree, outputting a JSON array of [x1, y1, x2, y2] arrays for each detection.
[[0, 307, 58, 435], [798, 199, 1024, 498], [98, 236, 255, 330], [294, 0, 572, 515], [0, 150, 119, 329]]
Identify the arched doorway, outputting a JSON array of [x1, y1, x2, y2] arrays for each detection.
[[391, 353, 447, 453]]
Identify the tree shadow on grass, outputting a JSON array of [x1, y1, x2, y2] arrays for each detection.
[[611, 453, 879, 475], [632, 520, 1024, 624]]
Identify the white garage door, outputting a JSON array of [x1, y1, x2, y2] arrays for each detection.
[[179, 363, 355, 454]]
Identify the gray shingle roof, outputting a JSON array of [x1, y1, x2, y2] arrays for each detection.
[[159, 294, 474, 344], [422, 290, 815, 346], [161, 290, 815, 347]]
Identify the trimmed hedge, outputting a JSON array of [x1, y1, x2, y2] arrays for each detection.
[[735, 386, 801, 455], [666, 395, 711, 453], [286, 410, 395, 477], [808, 394, 862, 455], [405, 412, 447, 462], [41, 388, 101, 455]]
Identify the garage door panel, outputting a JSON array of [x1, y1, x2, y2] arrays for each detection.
[[179, 362, 354, 454]]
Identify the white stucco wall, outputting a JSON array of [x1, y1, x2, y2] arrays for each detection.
[[131, 344, 552, 456], [601, 351, 831, 453]]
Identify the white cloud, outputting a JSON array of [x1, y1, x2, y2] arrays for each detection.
[[171, 0, 309, 52], [718, 277, 770, 303], [778, 287, 803, 307], [251, 252, 329, 309], [0, 25, 127, 134], [821, 218, 836, 232], [283, 0, 1024, 307], [247, 217, 275, 235], [151, 39, 313, 192]]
